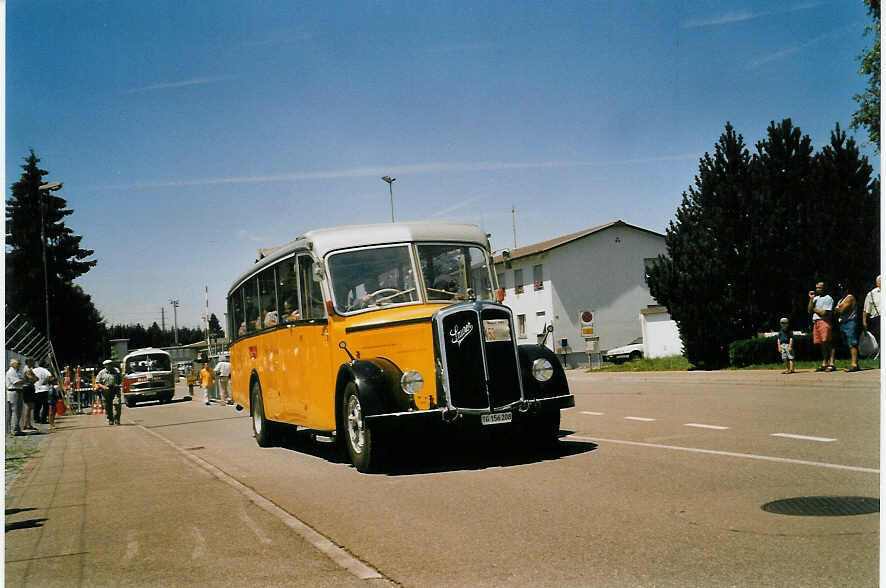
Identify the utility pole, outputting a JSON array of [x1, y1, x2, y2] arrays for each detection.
[[511, 205, 517, 249], [169, 299, 179, 345], [160, 307, 165, 331]]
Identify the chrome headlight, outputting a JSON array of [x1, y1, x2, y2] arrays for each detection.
[[531, 358, 553, 382], [400, 370, 424, 395]]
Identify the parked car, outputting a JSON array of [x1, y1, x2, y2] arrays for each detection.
[[604, 337, 644, 363]]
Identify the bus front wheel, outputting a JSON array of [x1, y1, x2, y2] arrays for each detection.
[[251, 380, 276, 447], [342, 383, 374, 473]]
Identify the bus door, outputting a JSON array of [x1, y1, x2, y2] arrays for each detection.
[[290, 254, 334, 429], [255, 267, 281, 418]]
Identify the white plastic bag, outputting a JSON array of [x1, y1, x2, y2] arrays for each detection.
[[858, 330, 879, 358]]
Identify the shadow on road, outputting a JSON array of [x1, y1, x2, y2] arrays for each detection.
[[6, 518, 47, 532], [271, 425, 598, 475]]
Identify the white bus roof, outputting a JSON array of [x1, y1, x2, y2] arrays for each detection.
[[303, 221, 489, 259], [230, 222, 489, 294]]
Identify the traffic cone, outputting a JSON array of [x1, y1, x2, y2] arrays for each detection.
[[93, 397, 104, 415]]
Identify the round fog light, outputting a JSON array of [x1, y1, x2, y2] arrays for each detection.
[[531, 358, 553, 382], [400, 370, 424, 395]]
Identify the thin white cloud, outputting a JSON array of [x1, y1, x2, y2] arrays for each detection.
[[431, 198, 478, 217], [681, 2, 824, 28], [747, 26, 850, 68], [243, 32, 313, 47], [125, 75, 235, 94], [94, 154, 701, 191]]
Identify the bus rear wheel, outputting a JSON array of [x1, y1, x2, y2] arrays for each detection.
[[251, 380, 276, 447], [342, 383, 374, 473]]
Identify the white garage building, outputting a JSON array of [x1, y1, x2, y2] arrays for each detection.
[[493, 220, 672, 366]]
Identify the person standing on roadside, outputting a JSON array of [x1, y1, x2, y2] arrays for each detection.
[[808, 281, 835, 372], [199, 362, 215, 406], [6, 358, 25, 436], [21, 358, 38, 431], [95, 359, 121, 425], [214, 355, 232, 405], [862, 274, 880, 347], [836, 282, 860, 372], [777, 318, 794, 374], [32, 361, 53, 424]]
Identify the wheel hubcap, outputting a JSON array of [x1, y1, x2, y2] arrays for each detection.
[[346, 395, 364, 454], [252, 393, 262, 435]]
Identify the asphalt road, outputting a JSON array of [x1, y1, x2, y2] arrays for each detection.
[[115, 369, 878, 587]]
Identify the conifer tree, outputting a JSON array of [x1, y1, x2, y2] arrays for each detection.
[[6, 150, 103, 364]]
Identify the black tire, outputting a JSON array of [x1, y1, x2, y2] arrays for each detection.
[[526, 410, 561, 449], [629, 351, 642, 361], [251, 380, 276, 447], [342, 382, 374, 473], [125, 398, 136, 408]]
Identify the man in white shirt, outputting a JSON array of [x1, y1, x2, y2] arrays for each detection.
[[862, 274, 880, 345], [214, 356, 232, 405], [807, 281, 835, 372], [32, 362, 53, 424], [6, 359, 24, 436]]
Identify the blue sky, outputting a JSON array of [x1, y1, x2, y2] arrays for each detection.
[[6, 1, 879, 329]]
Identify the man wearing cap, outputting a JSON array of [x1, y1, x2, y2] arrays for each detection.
[[96, 360, 121, 425]]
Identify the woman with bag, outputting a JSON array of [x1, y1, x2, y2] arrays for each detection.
[[835, 282, 860, 372]]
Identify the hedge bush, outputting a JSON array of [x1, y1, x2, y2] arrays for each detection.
[[729, 333, 852, 367]]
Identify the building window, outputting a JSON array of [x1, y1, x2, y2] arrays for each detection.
[[514, 269, 524, 294], [517, 314, 527, 339], [533, 264, 544, 290]]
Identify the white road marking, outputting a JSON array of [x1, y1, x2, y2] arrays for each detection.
[[771, 433, 837, 443], [191, 527, 207, 560], [581, 411, 604, 416], [567, 435, 877, 473], [241, 509, 273, 545], [624, 416, 656, 422], [140, 426, 384, 581], [123, 529, 139, 562], [684, 423, 729, 430]]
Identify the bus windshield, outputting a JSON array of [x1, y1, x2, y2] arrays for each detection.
[[416, 244, 494, 302], [328, 245, 419, 313]]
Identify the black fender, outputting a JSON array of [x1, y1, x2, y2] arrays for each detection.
[[335, 358, 411, 431], [517, 344, 569, 401]]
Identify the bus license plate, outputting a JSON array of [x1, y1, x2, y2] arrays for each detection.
[[481, 412, 512, 426]]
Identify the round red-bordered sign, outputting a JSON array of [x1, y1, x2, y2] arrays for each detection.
[[581, 311, 593, 323]]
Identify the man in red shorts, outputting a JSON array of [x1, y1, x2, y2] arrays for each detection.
[[808, 281, 835, 371]]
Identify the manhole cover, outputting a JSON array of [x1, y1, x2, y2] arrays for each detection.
[[762, 496, 879, 516]]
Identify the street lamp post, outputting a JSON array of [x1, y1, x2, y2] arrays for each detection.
[[169, 299, 180, 345], [381, 176, 396, 222], [38, 182, 62, 342]]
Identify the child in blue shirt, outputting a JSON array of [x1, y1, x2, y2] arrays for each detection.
[[777, 318, 794, 374]]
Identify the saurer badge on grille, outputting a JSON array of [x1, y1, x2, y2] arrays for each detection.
[[449, 323, 474, 347]]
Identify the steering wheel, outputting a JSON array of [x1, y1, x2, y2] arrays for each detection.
[[351, 288, 400, 310]]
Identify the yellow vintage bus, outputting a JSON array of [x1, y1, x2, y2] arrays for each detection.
[[227, 222, 573, 472]]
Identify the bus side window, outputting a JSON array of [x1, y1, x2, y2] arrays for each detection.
[[258, 267, 278, 328], [231, 287, 245, 338], [298, 255, 326, 319], [277, 258, 301, 323], [244, 278, 260, 332]]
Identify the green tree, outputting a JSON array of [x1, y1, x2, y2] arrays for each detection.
[[852, 0, 880, 150], [6, 150, 103, 364], [647, 120, 879, 368], [208, 313, 222, 335], [646, 123, 755, 369]]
